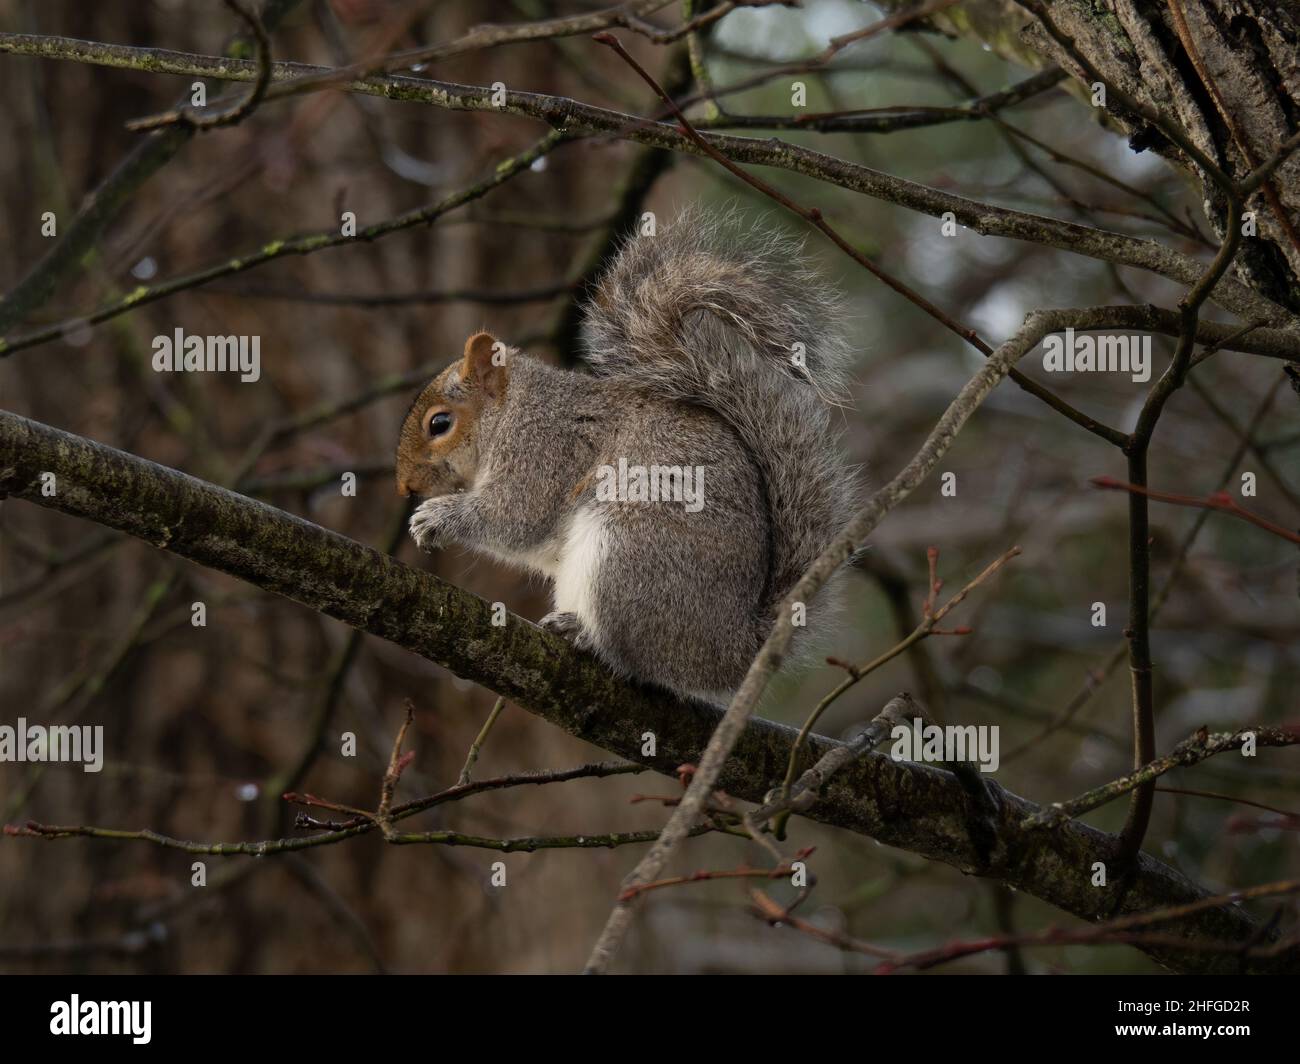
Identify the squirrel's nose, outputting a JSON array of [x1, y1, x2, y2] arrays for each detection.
[[396, 478, 411, 497]]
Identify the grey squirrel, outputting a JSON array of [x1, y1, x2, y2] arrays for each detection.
[[395, 208, 856, 702]]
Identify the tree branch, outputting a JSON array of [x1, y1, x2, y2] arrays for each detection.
[[2, 33, 1295, 327]]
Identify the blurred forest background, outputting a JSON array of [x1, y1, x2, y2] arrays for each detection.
[[0, 0, 1296, 974]]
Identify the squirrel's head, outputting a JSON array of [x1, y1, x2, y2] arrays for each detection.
[[395, 331, 510, 498]]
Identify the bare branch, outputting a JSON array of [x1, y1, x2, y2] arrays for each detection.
[[1025, 726, 1300, 830], [2, 33, 1293, 326], [1091, 475, 1300, 546], [126, 0, 272, 132]]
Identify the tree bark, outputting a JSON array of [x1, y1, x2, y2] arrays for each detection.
[[903, 0, 1300, 310]]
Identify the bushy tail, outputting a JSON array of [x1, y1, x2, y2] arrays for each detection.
[[580, 206, 856, 623]]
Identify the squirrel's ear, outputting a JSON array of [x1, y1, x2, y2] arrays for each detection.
[[462, 332, 508, 400]]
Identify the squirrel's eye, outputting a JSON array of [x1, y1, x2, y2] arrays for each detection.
[[426, 411, 453, 438]]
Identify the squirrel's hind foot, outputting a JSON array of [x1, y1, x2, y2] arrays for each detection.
[[539, 610, 594, 650]]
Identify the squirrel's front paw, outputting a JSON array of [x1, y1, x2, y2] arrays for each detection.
[[409, 497, 457, 553]]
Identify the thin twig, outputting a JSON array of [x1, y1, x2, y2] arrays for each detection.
[[127, 0, 272, 132], [1091, 475, 1300, 546], [1023, 725, 1299, 830], [777, 547, 1019, 817], [458, 696, 507, 786]]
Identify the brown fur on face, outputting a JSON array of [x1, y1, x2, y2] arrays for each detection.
[[395, 332, 509, 497]]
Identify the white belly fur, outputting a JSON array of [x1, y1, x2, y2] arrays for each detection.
[[551, 507, 606, 640]]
